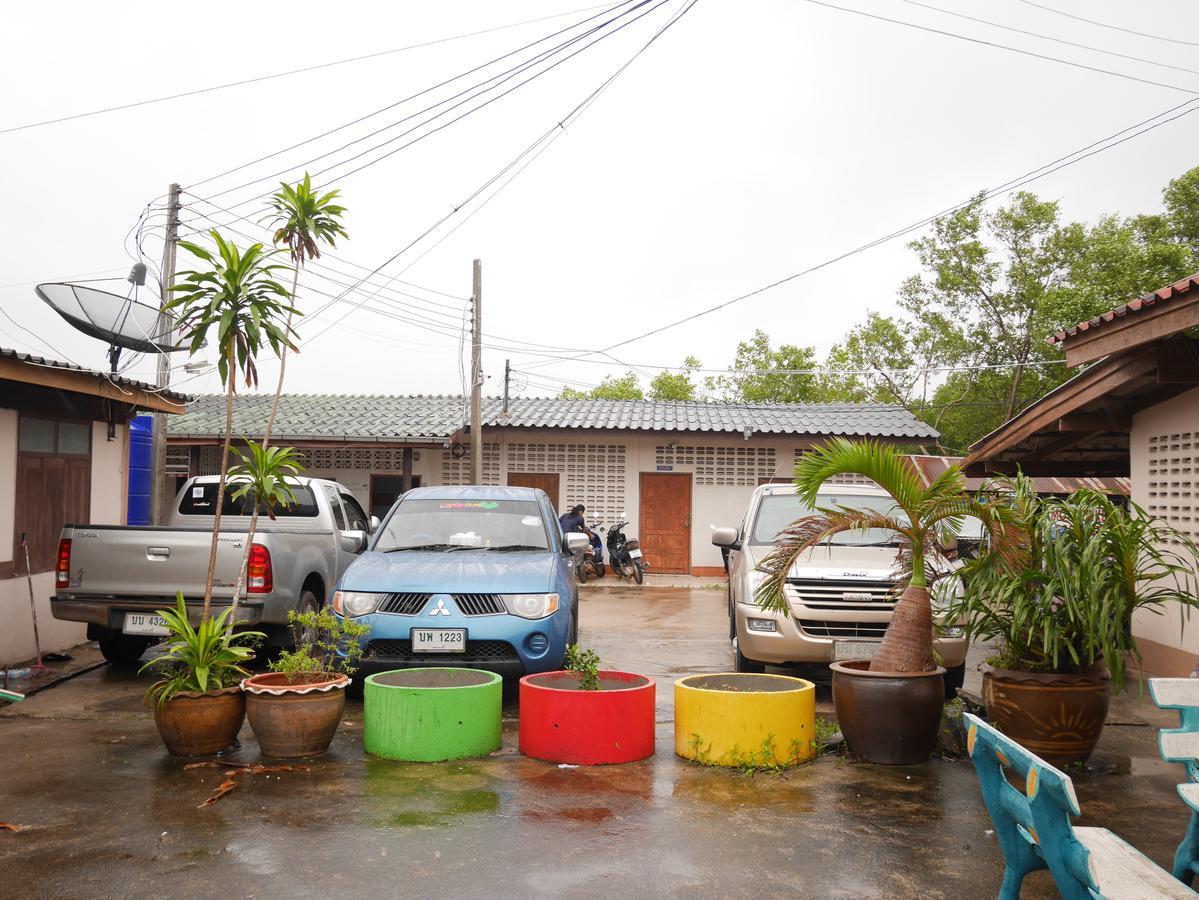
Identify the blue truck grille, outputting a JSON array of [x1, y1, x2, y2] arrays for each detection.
[[378, 593, 431, 615], [454, 593, 505, 616], [365, 639, 519, 661]]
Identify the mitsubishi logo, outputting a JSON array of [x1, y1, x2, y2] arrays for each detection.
[[429, 598, 452, 617]]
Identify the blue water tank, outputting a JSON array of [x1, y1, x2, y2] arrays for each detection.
[[127, 415, 153, 525]]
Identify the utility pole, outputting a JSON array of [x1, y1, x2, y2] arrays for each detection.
[[470, 258, 483, 484], [503, 358, 510, 416], [150, 182, 181, 525]]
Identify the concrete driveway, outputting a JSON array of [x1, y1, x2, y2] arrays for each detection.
[[1, 584, 1192, 899]]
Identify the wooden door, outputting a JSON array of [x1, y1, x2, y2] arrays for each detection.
[[639, 473, 691, 574], [507, 472, 560, 511]]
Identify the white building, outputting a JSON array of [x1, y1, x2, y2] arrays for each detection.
[[168, 395, 937, 576], [966, 272, 1199, 675], [0, 348, 186, 664]]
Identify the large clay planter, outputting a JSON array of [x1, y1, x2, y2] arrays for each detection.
[[153, 685, 246, 757], [831, 660, 945, 765], [242, 672, 349, 758], [981, 663, 1112, 766], [364, 668, 502, 762], [519, 670, 655, 765], [675, 673, 815, 767]]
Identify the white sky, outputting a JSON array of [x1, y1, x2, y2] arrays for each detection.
[[3, 0, 1198, 407]]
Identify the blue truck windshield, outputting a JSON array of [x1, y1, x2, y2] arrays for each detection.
[[377, 499, 551, 551]]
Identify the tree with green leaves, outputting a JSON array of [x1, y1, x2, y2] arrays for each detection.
[[228, 443, 306, 610], [756, 439, 1010, 673], [648, 356, 702, 401], [166, 230, 295, 618], [262, 173, 348, 447], [560, 371, 644, 400], [706, 330, 822, 403]]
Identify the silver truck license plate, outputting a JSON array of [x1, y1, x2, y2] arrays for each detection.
[[835, 640, 879, 660], [123, 612, 170, 636]]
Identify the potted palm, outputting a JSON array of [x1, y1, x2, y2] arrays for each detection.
[[756, 438, 1009, 765], [242, 607, 369, 758], [141, 594, 264, 756], [951, 475, 1199, 766]]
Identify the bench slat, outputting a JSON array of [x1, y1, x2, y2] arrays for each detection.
[[1162, 732, 1199, 763], [1075, 827, 1196, 899], [1179, 784, 1199, 815], [1151, 678, 1199, 710]]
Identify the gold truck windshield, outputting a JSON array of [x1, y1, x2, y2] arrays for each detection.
[[750, 494, 901, 546]]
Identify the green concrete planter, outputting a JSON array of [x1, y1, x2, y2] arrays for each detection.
[[364, 668, 503, 762]]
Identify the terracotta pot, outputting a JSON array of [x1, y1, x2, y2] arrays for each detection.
[[830, 660, 945, 765], [981, 662, 1111, 766], [242, 672, 350, 758], [519, 670, 655, 765], [152, 685, 246, 757]]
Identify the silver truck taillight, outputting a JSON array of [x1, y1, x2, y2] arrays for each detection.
[[248, 543, 272, 593], [56, 538, 71, 589]]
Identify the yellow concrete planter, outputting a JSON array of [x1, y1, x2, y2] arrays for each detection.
[[675, 673, 816, 767]]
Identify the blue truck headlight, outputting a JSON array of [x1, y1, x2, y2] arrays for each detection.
[[504, 593, 560, 619], [332, 591, 383, 617]]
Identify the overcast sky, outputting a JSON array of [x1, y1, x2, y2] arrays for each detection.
[[3, 0, 1198, 406]]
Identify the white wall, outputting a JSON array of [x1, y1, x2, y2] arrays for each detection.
[[0, 420, 128, 665], [1130, 386, 1199, 663]]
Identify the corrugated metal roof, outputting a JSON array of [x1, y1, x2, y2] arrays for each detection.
[[167, 394, 940, 441], [907, 454, 1129, 496], [1, 346, 190, 403], [1049, 272, 1199, 345]]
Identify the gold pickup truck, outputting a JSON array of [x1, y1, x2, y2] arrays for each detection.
[[711, 482, 968, 698]]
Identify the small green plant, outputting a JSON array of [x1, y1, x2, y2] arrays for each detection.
[[564, 644, 601, 691], [269, 607, 370, 683], [141, 593, 264, 707], [814, 717, 841, 746]]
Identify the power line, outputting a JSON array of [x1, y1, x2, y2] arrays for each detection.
[[800, 0, 1199, 95], [300, 0, 695, 344], [0, 3, 616, 136], [187, 1, 639, 199], [573, 95, 1199, 359], [896, 0, 1199, 80], [1016, 0, 1199, 49]]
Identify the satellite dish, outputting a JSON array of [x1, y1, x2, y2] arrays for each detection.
[[36, 282, 181, 357]]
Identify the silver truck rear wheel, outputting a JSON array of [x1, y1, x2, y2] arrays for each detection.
[[99, 635, 152, 666]]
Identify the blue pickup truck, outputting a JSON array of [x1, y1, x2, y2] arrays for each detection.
[[331, 485, 587, 680]]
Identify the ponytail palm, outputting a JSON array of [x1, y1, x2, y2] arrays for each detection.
[[755, 438, 1010, 673]]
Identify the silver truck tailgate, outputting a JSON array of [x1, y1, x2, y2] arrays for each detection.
[[62, 526, 247, 599]]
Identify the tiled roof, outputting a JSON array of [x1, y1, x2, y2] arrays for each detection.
[[907, 455, 1129, 496], [167, 394, 939, 441], [1049, 272, 1199, 345], [1, 346, 190, 403]]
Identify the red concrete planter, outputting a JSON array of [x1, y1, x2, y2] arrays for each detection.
[[519, 670, 655, 765]]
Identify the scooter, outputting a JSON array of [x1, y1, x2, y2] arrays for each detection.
[[607, 519, 646, 584], [577, 524, 606, 583]]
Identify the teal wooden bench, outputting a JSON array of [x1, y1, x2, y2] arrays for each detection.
[[1150, 678, 1199, 886], [965, 712, 1195, 899]]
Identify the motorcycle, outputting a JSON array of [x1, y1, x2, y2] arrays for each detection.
[[576, 523, 606, 583], [607, 519, 646, 584]]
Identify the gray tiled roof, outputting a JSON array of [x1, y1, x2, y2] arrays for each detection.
[[1, 346, 190, 403], [168, 394, 938, 441]]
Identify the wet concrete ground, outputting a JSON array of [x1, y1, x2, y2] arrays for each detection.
[[1, 585, 1193, 899]]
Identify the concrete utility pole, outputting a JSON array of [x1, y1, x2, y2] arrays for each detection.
[[503, 358, 510, 416], [470, 258, 483, 484], [150, 182, 181, 525]]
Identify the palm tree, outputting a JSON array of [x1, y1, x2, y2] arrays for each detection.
[[228, 443, 305, 610], [260, 173, 348, 448], [166, 230, 296, 619], [755, 438, 1010, 673]]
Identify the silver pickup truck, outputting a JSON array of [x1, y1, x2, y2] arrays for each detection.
[[51, 475, 377, 665]]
